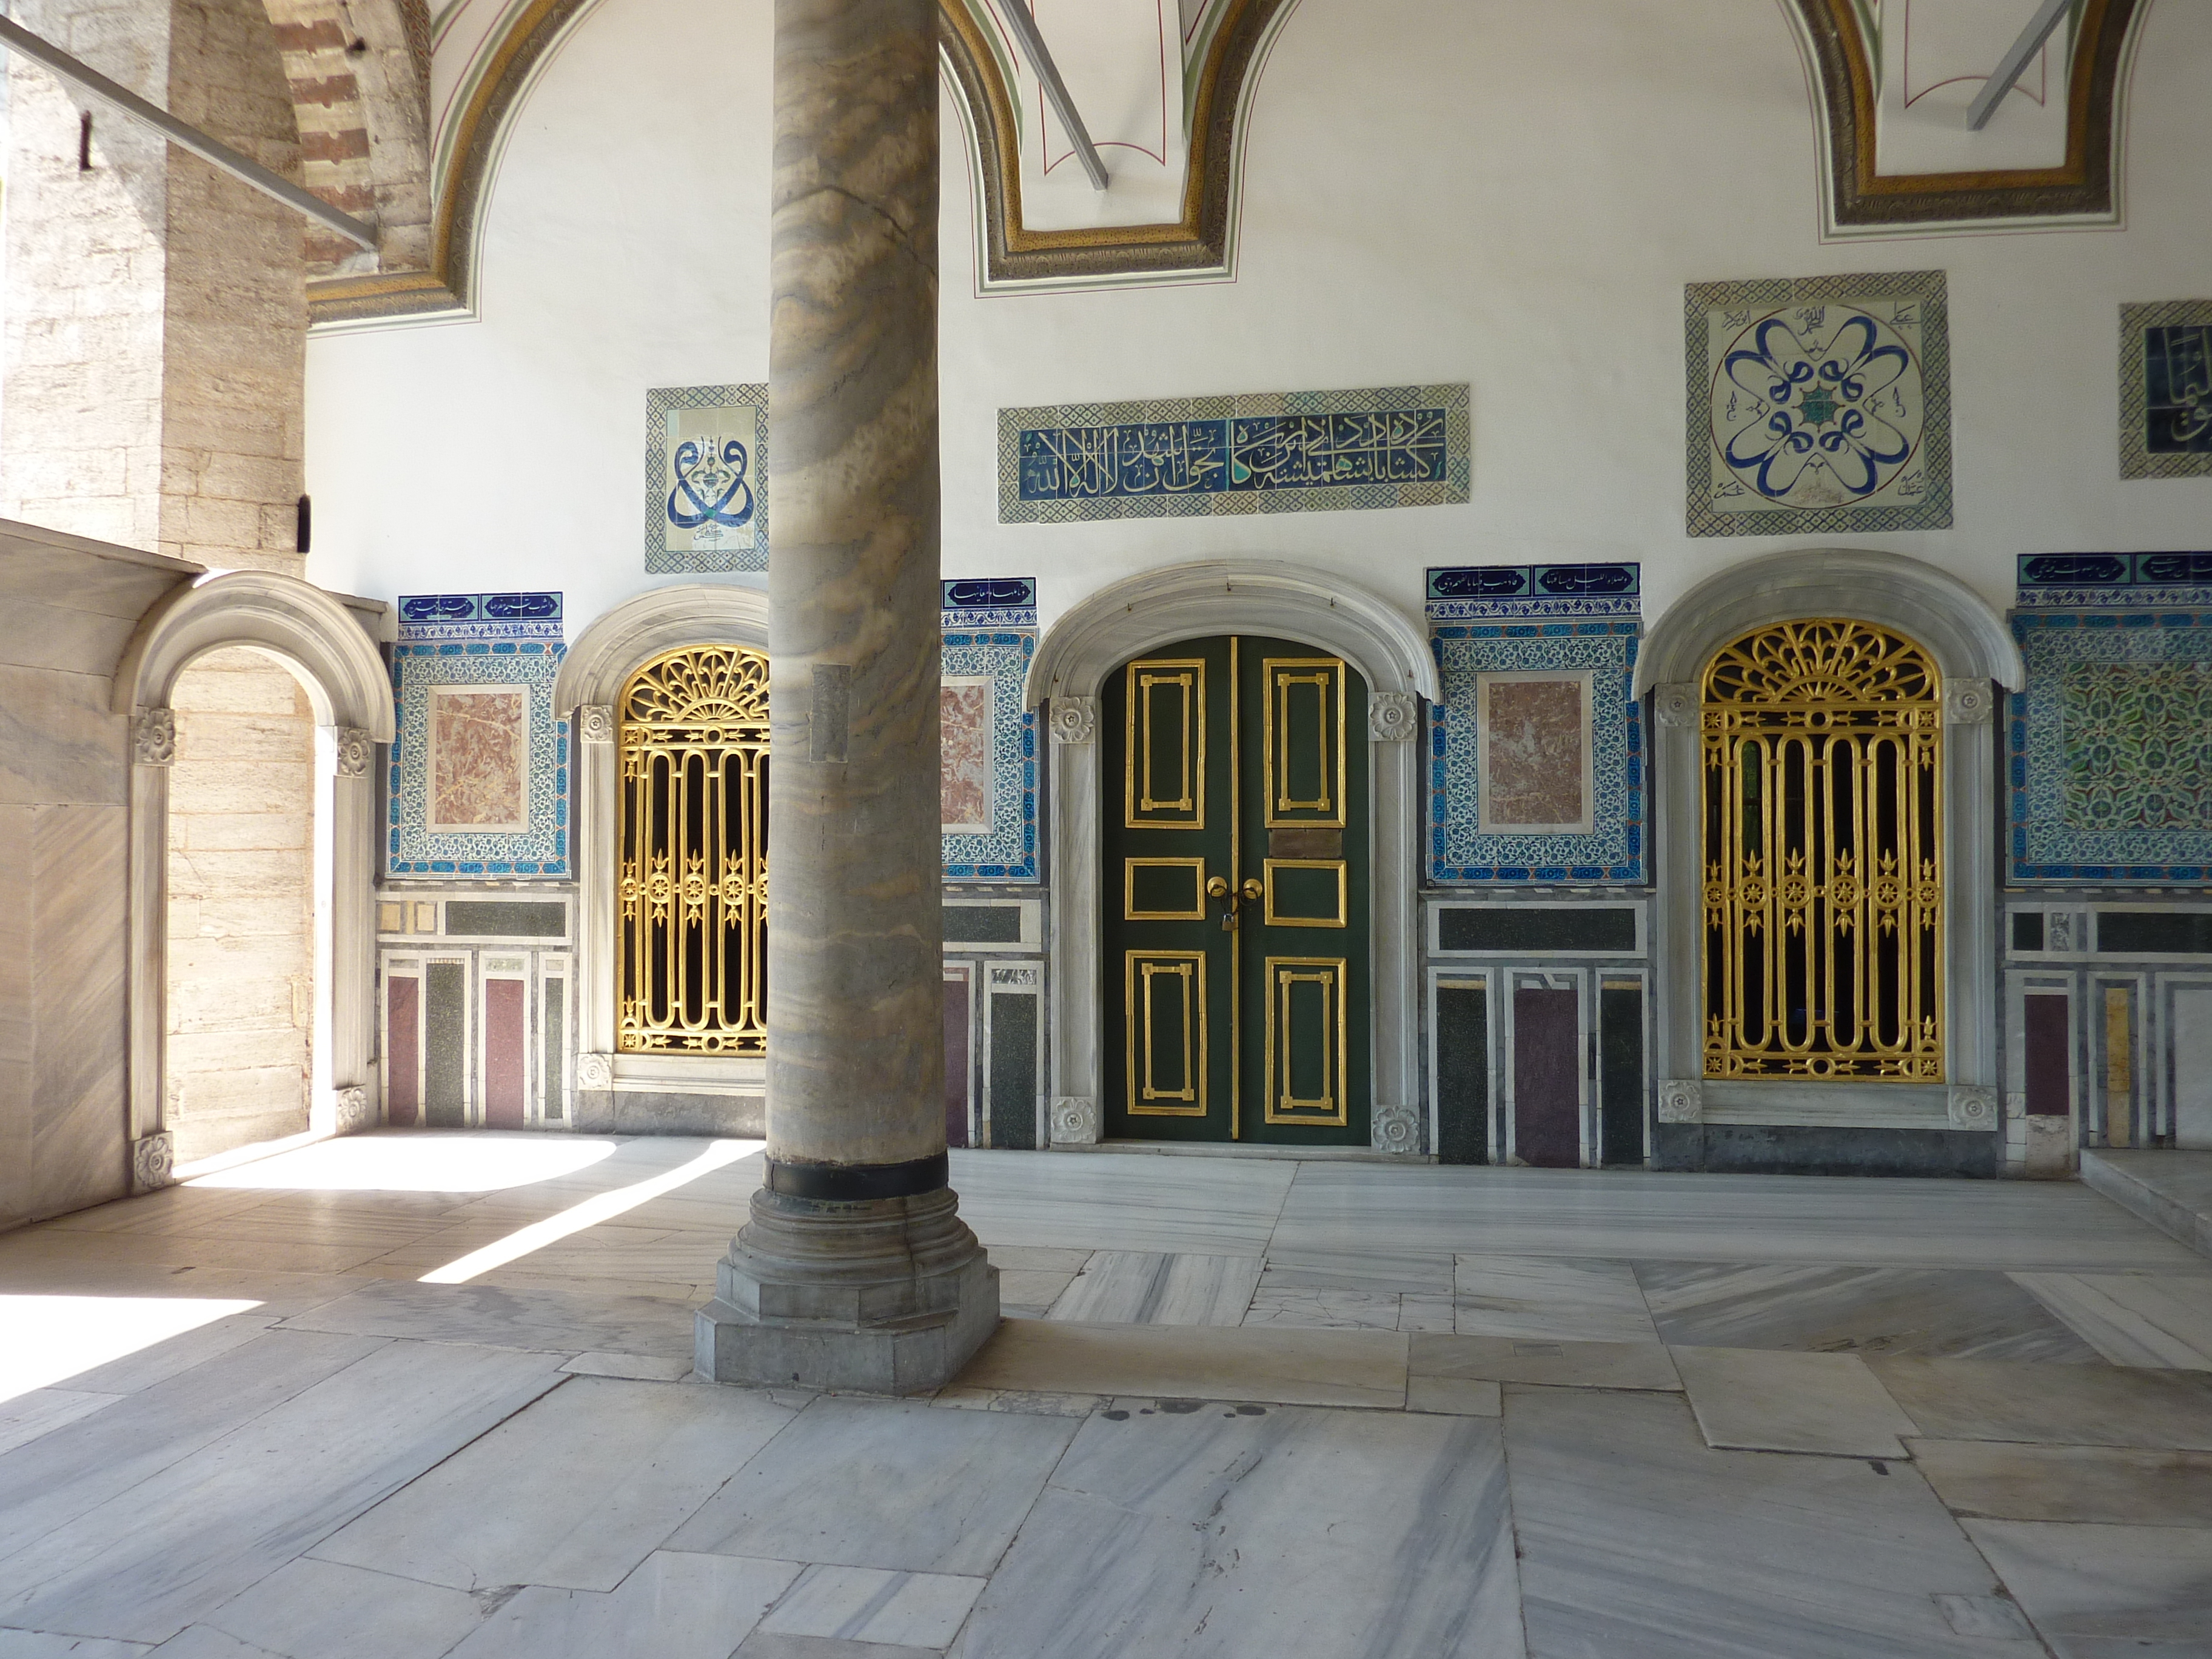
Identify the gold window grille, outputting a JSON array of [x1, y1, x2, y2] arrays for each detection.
[[617, 646, 769, 1053], [1701, 620, 1943, 1081]]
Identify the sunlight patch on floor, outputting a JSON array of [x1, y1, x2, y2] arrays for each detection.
[[188, 1133, 623, 1193], [420, 1139, 764, 1283], [0, 1295, 262, 1406]]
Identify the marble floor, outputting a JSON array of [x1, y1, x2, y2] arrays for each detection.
[[1, 1131, 2209, 1657]]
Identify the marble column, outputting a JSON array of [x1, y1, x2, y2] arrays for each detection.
[[697, 0, 998, 1393]]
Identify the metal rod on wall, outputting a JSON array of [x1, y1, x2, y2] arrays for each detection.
[[996, 0, 1109, 192], [0, 13, 380, 250], [1965, 0, 2073, 132]]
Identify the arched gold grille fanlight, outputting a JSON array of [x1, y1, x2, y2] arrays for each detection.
[[1700, 620, 1944, 1081], [616, 646, 771, 1054]]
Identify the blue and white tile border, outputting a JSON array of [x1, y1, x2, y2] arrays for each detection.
[[2015, 552, 2212, 610], [943, 578, 1039, 882], [2008, 607, 2212, 884], [645, 383, 770, 573], [391, 593, 569, 877], [997, 384, 1470, 525], [1426, 568, 1643, 883]]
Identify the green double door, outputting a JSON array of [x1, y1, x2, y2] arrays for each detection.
[[1102, 635, 1371, 1145]]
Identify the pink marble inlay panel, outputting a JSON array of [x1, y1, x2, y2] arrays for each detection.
[[1481, 677, 1587, 832], [942, 678, 994, 834], [429, 686, 529, 832]]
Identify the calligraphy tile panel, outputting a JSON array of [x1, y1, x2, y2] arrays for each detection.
[[646, 384, 769, 571], [997, 385, 1470, 523], [2014, 551, 2212, 610], [1684, 270, 1951, 537], [1428, 621, 1643, 885], [2120, 302, 2212, 480], [943, 580, 1038, 882], [392, 594, 568, 876], [2009, 609, 2212, 883]]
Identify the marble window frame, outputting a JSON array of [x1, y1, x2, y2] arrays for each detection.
[[113, 571, 395, 1182], [1634, 548, 2023, 1133], [1025, 558, 1441, 1151]]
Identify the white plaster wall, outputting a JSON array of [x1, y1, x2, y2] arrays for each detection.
[[306, 0, 2212, 640]]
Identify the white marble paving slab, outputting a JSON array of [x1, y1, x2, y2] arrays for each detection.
[[1454, 1257, 1659, 1344], [0, 1339, 566, 1644], [1406, 1376, 1503, 1417], [1046, 1252, 1259, 1325], [2014, 1273, 2212, 1370], [144, 1632, 279, 1658], [1869, 1357, 2212, 1450], [1412, 1333, 1684, 1392], [1258, 1247, 1458, 1293], [759, 1565, 985, 1649], [558, 1350, 695, 1381], [0, 1392, 114, 1457], [958, 1318, 1409, 1410], [57, 1315, 283, 1396], [1909, 1439, 2212, 1526], [994, 1269, 1074, 1310], [668, 1396, 1075, 1577], [1242, 1285, 1403, 1329], [0, 1629, 152, 1657], [275, 1278, 697, 1358], [1269, 1163, 2210, 1270], [1968, 1520, 2212, 1655], [1506, 1387, 2011, 1659], [945, 1150, 1292, 1257], [957, 1401, 1523, 1658], [444, 1551, 800, 1659], [736, 1635, 936, 1659], [315, 1375, 793, 1592], [197, 1558, 486, 1659], [0, 1330, 391, 1567], [1674, 1346, 1917, 1457]]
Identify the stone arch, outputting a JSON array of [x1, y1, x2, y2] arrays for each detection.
[[554, 583, 771, 1119], [1027, 558, 1430, 1150], [1636, 548, 2015, 1141], [112, 570, 394, 1177]]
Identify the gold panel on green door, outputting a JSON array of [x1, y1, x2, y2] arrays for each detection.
[[1102, 634, 1369, 1145]]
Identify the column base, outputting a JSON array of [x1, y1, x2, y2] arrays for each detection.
[[695, 1184, 1000, 1395]]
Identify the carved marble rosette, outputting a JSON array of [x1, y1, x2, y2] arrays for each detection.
[[1657, 1078, 1704, 1124], [333, 727, 374, 778], [1942, 678, 1993, 726], [334, 1084, 375, 1134], [697, 0, 997, 1398], [1366, 691, 1417, 743], [577, 704, 616, 745], [1048, 695, 1096, 746], [1652, 683, 1699, 729], [575, 1051, 613, 1091], [1946, 1084, 1997, 1131], [1050, 1096, 1099, 1146], [132, 707, 176, 767], [1370, 1101, 1419, 1154], [131, 1130, 175, 1193]]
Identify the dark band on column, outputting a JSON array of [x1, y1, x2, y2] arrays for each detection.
[[765, 1152, 949, 1202]]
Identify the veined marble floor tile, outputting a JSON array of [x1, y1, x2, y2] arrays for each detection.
[[37, 1185, 281, 1236], [444, 1551, 800, 1659], [1047, 1252, 1260, 1325], [1410, 1333, 1683, 1392], [0, 1338, 565, 1644], [959, 1400, 1523, 1658], [1638, 1262, 2102, 1362], [1868, 1357, 2212, 1450], [0, 1330, 389, 1567], [1911, 1439, 2212, 1526], [1407, 1376, 1504, 1416], [1269, 1162, 2208, 1270], [0, 1629, 153, 1657], [946, 1150, 1291, 1257], [1505, 1386, 2017, 1658], [1967, 1520, 2212, 1657], [559, 1350, 695, 1381], [1242, 1284, 1403, 1330], [1258, 1247, 1457, 1294], [491, 1225, 729, 1284], [2013, 1273, 2212, 1370], [145, 1631, 280, 1658], [982, 1247, 1093, 1275], [667, 1396, 1076, 1577], [315, 1375, 794, 1593], [1453, 1257, 1658, 1344], [275, 1278, 697, 1358], [0, 1261, 360, 1319], [1674, 1346, 1917, 1457], [994, 1269, 1074, 1309], [0, 1230, 390, 1276], [58, 1314, 282, 1397], [196, 1558, 486, 1659], [759, 1564, 985, 1649], [958, 1318, 1409, 1410], [736, 1635, 936, 1659], [0, 1391, 113, 1457]]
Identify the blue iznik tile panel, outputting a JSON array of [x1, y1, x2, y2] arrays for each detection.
[[1426, 569, 1643, 883], [1685, 270, 1951, 537], [2009, 608, 2212, 884], [2014, 552, 2212, 611], [2120, 301, 2212, 481], [646, 384, 769, 572], [390, 594, 569, 878], [942, 578, 1038, 883], [997, 385, 1470, 524]]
